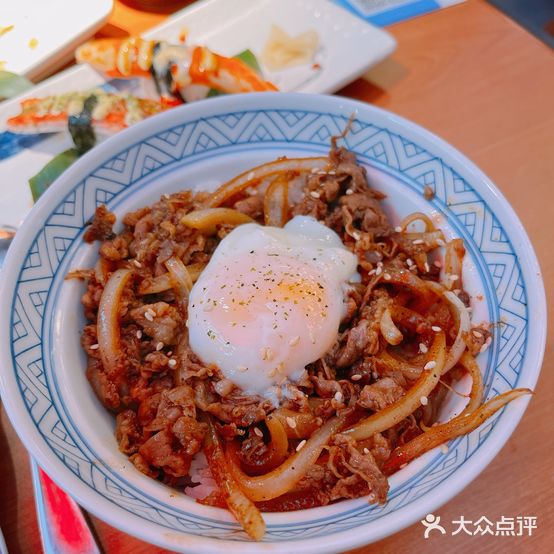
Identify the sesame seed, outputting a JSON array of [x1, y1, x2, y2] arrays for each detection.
[[472, 330, 483, 338], [406, 258, 414, 266], [453, 288, 461, 295], [276, 362, 285, 374], [419, 343, 428, 354], [440, 444, 449, 454], [163, 193, 170, 199], [268, 367, 277, 378], [480, 340, 491, 354], [424, 361, 437, 370], [449, 274, 459, 282], [399, 463, 408, 469], [168, 359, 177, 368], [345, 188, 353, 195], [136, 330, 143, 339], [260, 347, 274, 361], [90, 343, 99, 350], [420, 396, 429, 406], [156, 342, 164, 351], [363, 447, 370, 455], [310, 191, 321, 199], [328, 170, 336, 175], [334, 391, 343, 402], [351, 374, 362, 381], [434, 260, 442, 268], [383, 273, 391, 281], [431, 325, 442, 332], [247, 171, 255, 180], [310, 167, 319, 174], [368, 269, 376, 276], [394, 226, 403, 232], [133, 259, 142, 268], [254, 427, 263, 437], [424, 262, 430, 273], [412, 239, 424, 245], [352, 231, 361, 240], [289, 336, 300, 346], [375, 266, 383, 276], [238, 365, 248, 372], [144, 312, 154, 322], [286, 417, 297, 429], [296, 439, 307, 452]]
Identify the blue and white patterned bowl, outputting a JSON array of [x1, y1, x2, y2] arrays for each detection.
[[0, 93, 546, 553]]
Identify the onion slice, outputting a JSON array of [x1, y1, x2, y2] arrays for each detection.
[[376, 350, 425, 381], [204, 157, 329, 208], [442, 238, 465, 290], [240, 415, 289, 475], [344, 332, 446, 441], [97, 268, 133, 375], [181, 208, 254, 235], [271, 408, 320, 439], [382, 386, 531, 475], [457, 352, 484, 413], [397, 212, 437, 233], [164, 256, 193, 302], [263, 174, 289, 227], [204, 417, 266, 540], [138, 262, 205, 295], [442, 290, 471, 374], [227, 414, 346, 501], [380, 307, 404, 346]]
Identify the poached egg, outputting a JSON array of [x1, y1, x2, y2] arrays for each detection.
[[187, 216, 358, 399]]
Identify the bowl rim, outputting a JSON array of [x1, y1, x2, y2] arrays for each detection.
[[0, 92, 547, 553]]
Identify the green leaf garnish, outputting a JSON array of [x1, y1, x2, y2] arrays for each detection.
[[0, 70, 33, 100], [234, 49, 262, 74], [29, 148, 79, 201]]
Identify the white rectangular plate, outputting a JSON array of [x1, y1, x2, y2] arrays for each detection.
[[0, 0, 395, 230], [0, 0, 113, 81], [145, 0, 396, 93]]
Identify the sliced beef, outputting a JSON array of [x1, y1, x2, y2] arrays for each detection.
[[84, 205, 115, 242], [115, 409, 142, 454], [138, 429, 193, 477], [340, 192, 391, 237], [233, 194, 264, 219], [334, 319, 371, 368], [330, 434, 389, 504], [358, 378, 405, 412], [130, 302, 183, 345]]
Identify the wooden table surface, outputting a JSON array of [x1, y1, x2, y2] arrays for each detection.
[[1, 0, 553, 552]]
